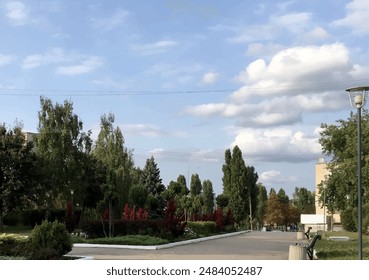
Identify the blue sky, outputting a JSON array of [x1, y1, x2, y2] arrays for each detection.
[[1, 0, 369, 197]]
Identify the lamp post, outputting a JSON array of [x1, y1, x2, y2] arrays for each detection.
[[346, 86, 369, 260], [70, 189, 74, 214]]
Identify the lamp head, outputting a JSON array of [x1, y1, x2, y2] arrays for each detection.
[[346, 86, 369, 109]]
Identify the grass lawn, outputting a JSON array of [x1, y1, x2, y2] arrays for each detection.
[[315, 231, 369, 260]]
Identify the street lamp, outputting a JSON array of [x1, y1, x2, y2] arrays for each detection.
[[70, 189, 74, 214], [346, 86, 369, 260]]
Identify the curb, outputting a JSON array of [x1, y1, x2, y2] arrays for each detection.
[[73, 230, 250, 251]]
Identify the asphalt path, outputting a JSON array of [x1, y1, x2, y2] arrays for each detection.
[[67, 231, 300, 260]]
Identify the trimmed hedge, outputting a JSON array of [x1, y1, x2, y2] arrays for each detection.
[[22, 208, 81, 229], [81, 219, 163, 239]]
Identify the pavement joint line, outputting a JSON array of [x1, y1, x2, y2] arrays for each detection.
[[73, 230, 251, 250]]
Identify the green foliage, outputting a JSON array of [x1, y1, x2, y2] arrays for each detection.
[[26, 220, 72, 260], [216, 194, 229, 208], [93, 113, 134, 237], [319, 110, 369, 214], [0, 122, 36, 231], [0, 234, 28, 257], [255, 183, 267, 226], [340, 207, 357, 232], [141, 156, 165, 195], [82, 235, 168, 246], [292, 187, 315, 214], [190, 173, 202, 196], [35, 97, 92, 209], [221, 146, 259, 225], [140, 156, 165, 218], [129, 184, 148, 208], [202, 180, 215, 215], [186, 221, 216, 236]]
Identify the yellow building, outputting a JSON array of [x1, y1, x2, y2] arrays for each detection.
[[315, 157, 341, 231], [23, 132, 37, 143]]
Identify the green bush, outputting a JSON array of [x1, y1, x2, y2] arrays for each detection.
[[341, 208, 357, 232], [0, 234, 28, 257], [26, 220, 72, 260], [187, 221, 217, 236]]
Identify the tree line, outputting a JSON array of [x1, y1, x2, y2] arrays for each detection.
[[1, 97, 315, 232]]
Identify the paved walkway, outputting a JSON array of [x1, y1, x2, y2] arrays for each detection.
[[67, 231, 300, 260]]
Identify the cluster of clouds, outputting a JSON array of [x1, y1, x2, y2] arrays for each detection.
[[2, 1, 369, 171], [183, 0, 369, 166]]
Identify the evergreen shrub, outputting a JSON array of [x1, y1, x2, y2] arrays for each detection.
[[26, 220, 72, 259]]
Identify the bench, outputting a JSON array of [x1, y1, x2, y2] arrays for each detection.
[[296, 234, 321, 260], [304, 226, 312, 239]]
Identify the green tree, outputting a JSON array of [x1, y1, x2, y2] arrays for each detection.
[[255, 183, 268, 228], [216, 193, 229, 209], [222, 149, 232, 197], [202, 179, 215, 214], [246, 165, 258, 229], [190, 173, 202, 196], [35, 97, 91, 209], [163, 181, 181, 201], [277, 188, 290, 230], [292, 187, 315, 214], [93, 113, 133, 236], [222, 146, 248, 224], [129, 184, 148, 208], [177, 174, 189, 196], [140, 156, 165, 218], [319, 110, 369, 214], [0, 123, 36, 231]]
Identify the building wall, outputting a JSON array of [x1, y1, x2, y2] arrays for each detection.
[[23, 132, 37, 143], [315, 158, 341, 231]]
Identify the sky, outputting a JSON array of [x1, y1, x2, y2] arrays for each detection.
[[1, 0, 369, 197]]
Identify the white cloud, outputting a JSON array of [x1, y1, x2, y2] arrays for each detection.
[[22, 48, 70, 69], [4, 1, 29, 26], [260, 170, 298, 185], [222, 12, 313, 43], [22, 49, 103, 75], [333, 0, 369, 35], [123, 123, 188, 138], [56, 56, 103, 75], [123, 124, 166, 138], [201, 71, 219, 85], [246, 43, 285, 57], [270, 12, 312, 34], [131, 40, 178, 55], [227, 24, 275, 43], [91, 8, 129, 31], [232, 43, 352, 100], [185, 91, 347, 128], [0, 53, 15, 66], [303, 27, 329, 41], [146, 148, 221, 163], [231, 127, 322, 162]]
